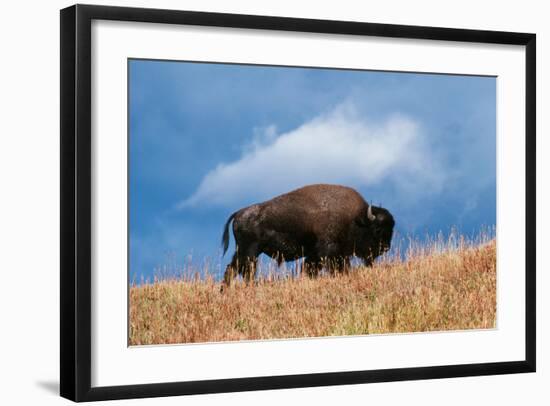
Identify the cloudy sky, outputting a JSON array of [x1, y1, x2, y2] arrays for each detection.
[[129, 59, 496, 282]]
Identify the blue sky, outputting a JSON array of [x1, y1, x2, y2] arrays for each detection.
[[129, 59, 496, 283]]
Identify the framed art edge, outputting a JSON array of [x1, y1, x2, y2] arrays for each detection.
[[74, 361, 536, 402], [61, 4, 94, 402], [60, 3, 537, 402], [70, 3, 535, 44], [524, 34, 536, 372], [60, 4, 77, 401]]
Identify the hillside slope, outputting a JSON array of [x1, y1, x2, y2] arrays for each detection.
[[130, 240, 496, 345]]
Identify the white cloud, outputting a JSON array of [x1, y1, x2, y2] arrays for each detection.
[[177, 102, 446, 209]]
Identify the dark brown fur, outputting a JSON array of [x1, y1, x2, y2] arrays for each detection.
[[221, 184, 395, 289]]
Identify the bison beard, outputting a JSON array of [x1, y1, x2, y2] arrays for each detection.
[[220, 184, 395, 290]]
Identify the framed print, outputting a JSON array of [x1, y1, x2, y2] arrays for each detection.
[[60, 4, 536, 402]]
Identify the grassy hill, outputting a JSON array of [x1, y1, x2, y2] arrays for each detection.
[[129, 238, 496, 345]]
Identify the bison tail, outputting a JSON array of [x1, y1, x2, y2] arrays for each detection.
[[221, 211, 238, 256]]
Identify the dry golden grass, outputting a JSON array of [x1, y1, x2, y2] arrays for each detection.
[[129, 238, 496, 345]]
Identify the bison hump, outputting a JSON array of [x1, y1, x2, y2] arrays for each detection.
[[259, 184, 366, 230]]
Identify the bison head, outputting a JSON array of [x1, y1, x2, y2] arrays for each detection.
[[356, 204, 395, 263]]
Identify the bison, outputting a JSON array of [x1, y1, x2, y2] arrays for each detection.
[[221, 184, 395, 288]]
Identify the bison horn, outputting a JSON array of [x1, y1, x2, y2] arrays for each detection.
[[367, 204, 376, 221]]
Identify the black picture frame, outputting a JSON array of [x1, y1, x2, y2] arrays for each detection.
[[60, 4, 536, 402]]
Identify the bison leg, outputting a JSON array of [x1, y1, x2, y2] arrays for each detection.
[[242, 257, 258, 284], [239, 242, 259, 284], [303, 257, 322, 278], [221, 244, 259, 291], [328, 256, 350, 275], [326, 257, 337, 275], [362, 256, 374, 267], [222, 253, 249, 290], [221, 253, 241, 291], [343, 257, 351, 273]]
